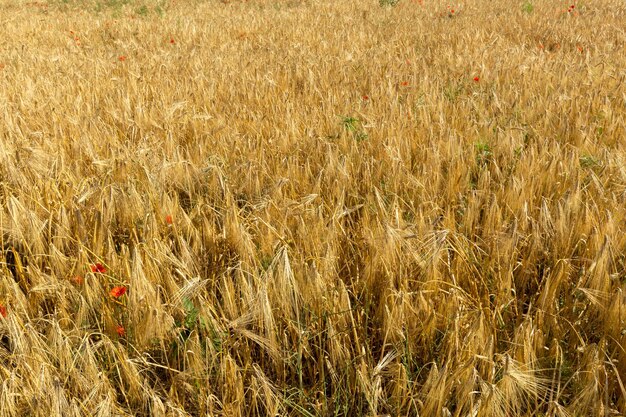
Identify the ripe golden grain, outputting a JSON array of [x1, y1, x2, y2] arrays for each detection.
[[0, 0, 625, 415]]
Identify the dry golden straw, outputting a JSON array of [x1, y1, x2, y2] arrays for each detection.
[[0, 0, 625, 415]]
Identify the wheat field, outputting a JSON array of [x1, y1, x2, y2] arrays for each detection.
[[0, 0, 625, 415]]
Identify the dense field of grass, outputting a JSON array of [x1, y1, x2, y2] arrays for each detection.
[[0, 0, 625, 415]]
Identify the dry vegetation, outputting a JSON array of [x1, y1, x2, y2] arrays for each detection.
[[0, 0, 625, 415]]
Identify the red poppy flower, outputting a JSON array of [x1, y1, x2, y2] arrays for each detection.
[[165, 214, 173, 224], [118, 55, 127, 62], [71, 275, 84, 285], [0, 304, 7, 318], [401, 81, 409, 86], [170, 38, 175, 44], [116, 325, 125, 337], [110, 286, 127, 298], [473, 76, 480, 82], [91, 263, 106, 274], [362, 95, 369, 101]]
